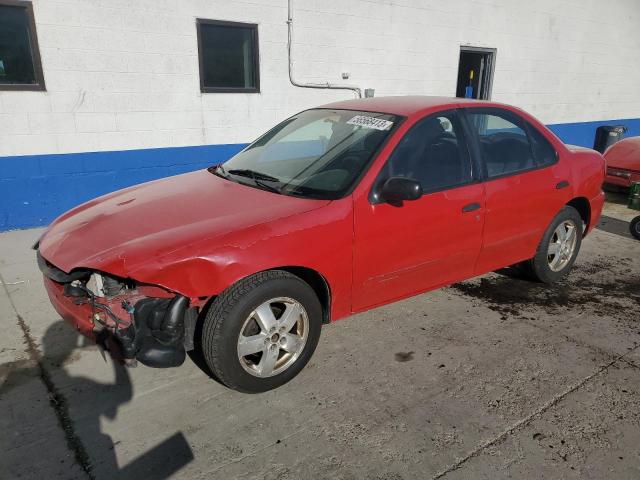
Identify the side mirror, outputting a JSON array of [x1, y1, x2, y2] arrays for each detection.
[[380, 177, 422, 205]]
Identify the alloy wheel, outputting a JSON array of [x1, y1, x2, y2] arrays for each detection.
[[236, 297, 309, 377], [547, 219, 578, 272]]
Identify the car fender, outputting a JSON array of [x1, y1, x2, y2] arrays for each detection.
[[125, 198, 355, 320]]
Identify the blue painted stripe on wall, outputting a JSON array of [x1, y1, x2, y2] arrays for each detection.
[[0, 143, 247, 231], [547, 118, 640, 148], [0, 117, 638, 231]]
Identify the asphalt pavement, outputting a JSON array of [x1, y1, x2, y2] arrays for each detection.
[[1, 194, 639, 479]]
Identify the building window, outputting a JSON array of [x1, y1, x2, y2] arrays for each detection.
[[197, 19, 259, 93], [0, 0, 45, 91]]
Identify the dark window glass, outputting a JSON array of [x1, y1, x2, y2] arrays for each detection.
[[382, 111, 472, 193], [212, 109, 400, 200], [0, 2, 45, 90], [467, 110, 535, 178], [527, 122, 557, 167], [197, 20, 259, 93]]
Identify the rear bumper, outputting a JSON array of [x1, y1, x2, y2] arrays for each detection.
[[587, 191, 605, 235], [604, 174, 631, 188], [605, 168, 640, 188]]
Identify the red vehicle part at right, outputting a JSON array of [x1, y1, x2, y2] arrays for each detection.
[[604, 137, 640, 188]]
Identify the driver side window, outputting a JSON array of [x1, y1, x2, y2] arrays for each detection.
[[383, 110, 473, 193]]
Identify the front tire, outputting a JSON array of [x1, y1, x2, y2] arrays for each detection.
[[526, 206, 583, 284], [630, 215, 640, 240], [201, 270, 322, 393]]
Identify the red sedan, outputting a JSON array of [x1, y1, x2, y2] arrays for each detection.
[[36, 96, 605, 392], [604, 136, 640, 189]]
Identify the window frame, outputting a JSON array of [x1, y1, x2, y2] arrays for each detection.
[[369, 109, 478, 204], [0, 0, 46, 91], [523, 120, 559, 168], [460, 107, 557, 182], [196, 18, 260, 94]]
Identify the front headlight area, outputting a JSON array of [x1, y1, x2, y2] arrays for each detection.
[[63, 270, 173, 333]]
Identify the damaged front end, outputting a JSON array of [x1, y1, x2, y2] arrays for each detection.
[[37, 250, 197, 368]]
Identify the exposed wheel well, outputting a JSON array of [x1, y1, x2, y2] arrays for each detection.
[[199, 267, 332, 325], [566, 197, 590, 234], [276, 266, 331, 324]]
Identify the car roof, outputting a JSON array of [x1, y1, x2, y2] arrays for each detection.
[[318, 95, 501, 117]]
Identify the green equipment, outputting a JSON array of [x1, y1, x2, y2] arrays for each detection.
[[629, 182, 640, 211], [629, 182, 640, 239]]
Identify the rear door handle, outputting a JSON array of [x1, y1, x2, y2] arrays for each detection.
[[462, 202, 481, 213], [556, 180, 570, 189]]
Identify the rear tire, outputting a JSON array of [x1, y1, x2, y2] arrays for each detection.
[[200, 270, 322, 393], [526, 206, 583, 284], [630, 216, 640, 240]]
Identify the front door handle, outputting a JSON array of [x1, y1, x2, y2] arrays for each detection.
[[556, 180, 570, 189], [462, 202, 481, 213]]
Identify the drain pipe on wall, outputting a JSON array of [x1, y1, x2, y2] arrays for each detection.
[[287, 0, 362, 98]]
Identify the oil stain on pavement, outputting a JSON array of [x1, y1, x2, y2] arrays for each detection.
[[449, 255, 639, 321], [394, 351, 415, 362]]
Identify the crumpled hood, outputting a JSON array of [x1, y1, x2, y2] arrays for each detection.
[[38, 169, 329, 278]]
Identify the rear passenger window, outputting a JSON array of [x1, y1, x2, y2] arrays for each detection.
[[381, 111, 472, 193], [467, 110, 536, 178], [526, 122, 557, 167]]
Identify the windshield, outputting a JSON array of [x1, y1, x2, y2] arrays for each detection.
[[212, 108, 401, 199]]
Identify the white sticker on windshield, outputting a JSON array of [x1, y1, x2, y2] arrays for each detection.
[[346, 115, 394, 131]]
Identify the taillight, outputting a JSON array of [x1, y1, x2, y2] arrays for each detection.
[[607, 167, 631, 179]]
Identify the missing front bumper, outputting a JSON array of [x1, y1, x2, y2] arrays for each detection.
[[39, 252, 196, 369], [115, 296, 189, 368]]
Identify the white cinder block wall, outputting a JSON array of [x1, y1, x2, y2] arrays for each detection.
[[1, 0, 639, 157], [1, 0, 639, 230]]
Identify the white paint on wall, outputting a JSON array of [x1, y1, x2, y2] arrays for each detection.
[[0, 0, 638, 157]]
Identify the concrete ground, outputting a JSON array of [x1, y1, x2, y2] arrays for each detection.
[[1, 193, 639, 480]]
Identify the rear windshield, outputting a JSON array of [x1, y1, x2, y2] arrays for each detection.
[[213, 108, 401, 199]]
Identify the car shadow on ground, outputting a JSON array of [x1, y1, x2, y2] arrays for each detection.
[[604, 188, 629, 205], [0, 321, 194, 480], [597, 215, 635, 240]]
